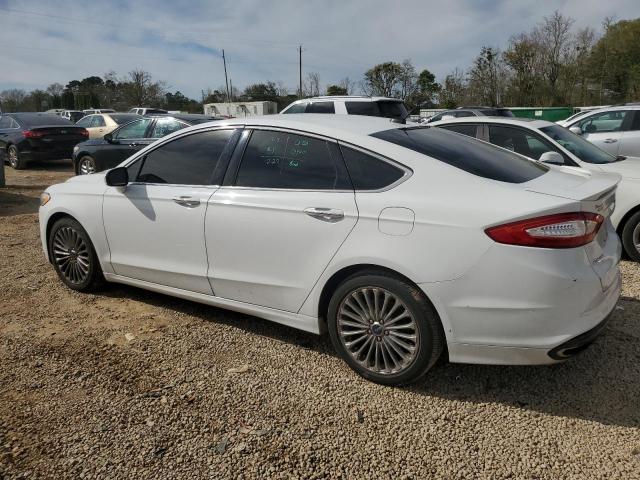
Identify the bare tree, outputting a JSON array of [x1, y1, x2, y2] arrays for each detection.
[[339, 77, 355, 95], [0, 89, 27, 112], [304, 72, 321, 97]]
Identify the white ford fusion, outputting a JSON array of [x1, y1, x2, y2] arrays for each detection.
[[39, 115, 621, 385]]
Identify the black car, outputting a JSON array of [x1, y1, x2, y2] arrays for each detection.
[[72, 114, 223, 174], [0, 113, 89, 169]]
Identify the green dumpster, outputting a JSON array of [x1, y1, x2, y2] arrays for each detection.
[[508, 107, 573, 122]]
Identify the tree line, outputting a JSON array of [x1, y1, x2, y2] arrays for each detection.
[[1, 12, 638, 114]]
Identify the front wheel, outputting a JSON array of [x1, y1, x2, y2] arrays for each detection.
[[327, 274, 444, 386], [48, 217, 104, 291], [621, 211, 640, 262]]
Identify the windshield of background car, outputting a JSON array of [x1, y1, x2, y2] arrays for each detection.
[[539, 125, 618, 164], [110, 114, 141, 125], [371, 126, 548, 183]]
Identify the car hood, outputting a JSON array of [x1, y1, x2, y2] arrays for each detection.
[[596, 156, 640, 180], [66, 172, 107, 184]]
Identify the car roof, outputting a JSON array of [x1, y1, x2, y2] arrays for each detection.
[[429, 116, 552, 128], [149, 113, 224, 123], [293, 96, 401, 103]]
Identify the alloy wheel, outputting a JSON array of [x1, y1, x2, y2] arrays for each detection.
[[52, 226, 91, 284], [8, 147, 18, 168], [79, 157, 96, 175], [337, 287, 419, 375]]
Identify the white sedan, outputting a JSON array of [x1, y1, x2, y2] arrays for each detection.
[[39, 115, 621, 385], [430, 116, 640, 262]]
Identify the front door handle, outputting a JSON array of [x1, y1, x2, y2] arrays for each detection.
[[604, 138, 618, 143], [129, 142, 139, 147], [173, 196, 200, 208], [304, 207, 344, 223]]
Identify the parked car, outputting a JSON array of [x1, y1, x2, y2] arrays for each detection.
[[430, 116, 640, 260], [281, 96, 408, 121], [557, 105, 640, 158], [83, 109, 115, 115], [128, 107, 168, 115], [74, 113, 141, 139], [72, 114, 221, 174], [40, 115, 620, 385], [0, 112, 88, 169], [426, 106, 514, 123], [61, 110, 86, 123]]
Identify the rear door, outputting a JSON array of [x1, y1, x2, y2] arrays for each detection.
[[618, 110, 640, 158], [575, 110, 631, 156], [205, 128, 358, 312]]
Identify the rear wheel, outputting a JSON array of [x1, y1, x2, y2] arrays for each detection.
[[77, 155, 97, 175], [621, 211, 640, 262], [48, 217, 104, 291], [327, 274, 444, 386], [7, 145, 27, 169]]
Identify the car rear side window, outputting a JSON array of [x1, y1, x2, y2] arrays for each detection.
[[283, 103, 306, 114], [235, 130, 350, 190], [306, 102, 335, 113], [345, 102, 377, 116], [136, 129, 234, 185], [371, 127, 548, 183], [340, 145, 404, 190], [438, 124, 478, 138]]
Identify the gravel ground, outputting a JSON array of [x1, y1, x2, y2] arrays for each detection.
[[1, 162, 639, 479]]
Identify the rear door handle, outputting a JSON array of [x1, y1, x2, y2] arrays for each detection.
[[604, 138, 618, 143], [129, 142, 139, 147], [173, 196, 200, 208], [304, 207, 344, 222]]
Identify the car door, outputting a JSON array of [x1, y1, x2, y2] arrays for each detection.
[[102, 128, 239, 294], [98, 117, 154, 170], [87, 115, 107, 139], [618, 111, 640, 158], [205, 128, 358, 313], [575, 110, 631, 156], [486, 124, 576, 165], [0, 115, 15, 150]]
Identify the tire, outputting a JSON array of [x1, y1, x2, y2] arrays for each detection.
[[7, 145, 27, 169], [327, 273, 444, 386], [621, 211, 640, 262], [48, 217, 104, 292], [76, 155, 98, 175]]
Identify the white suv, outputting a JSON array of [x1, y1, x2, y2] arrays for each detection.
[[281, 96, 408, 121], [558, 105, 640, 158]]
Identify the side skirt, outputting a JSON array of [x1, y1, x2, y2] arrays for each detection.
[[103, 273, 321, 334]]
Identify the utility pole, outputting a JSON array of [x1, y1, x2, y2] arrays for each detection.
[[229, 79, 233, 102], [222, 49, 230, 103], [298, 45, 302, 99]]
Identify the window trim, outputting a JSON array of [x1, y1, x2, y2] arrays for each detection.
[[123, 126, 242, 188], [337, 141, 413, 192], [225, 126, 354, 193]]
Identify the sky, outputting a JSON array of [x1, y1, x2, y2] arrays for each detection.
[[1, 0, 639, 99]]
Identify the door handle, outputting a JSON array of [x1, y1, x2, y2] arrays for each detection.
[[129, 143, 139, 147], [603, 138, 618, 143], [173, 196, 200, 208], [304, 207, 344, 223]]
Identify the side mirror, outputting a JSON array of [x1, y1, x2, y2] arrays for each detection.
[[569, 126, 582, 136], [104, 132, 116, 143], [105, 167, 128, 187], [539, 151, 565, 165]]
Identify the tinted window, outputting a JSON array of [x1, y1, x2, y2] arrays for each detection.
[[340, 145, 404, 190], [454, 111, 475, 118], [13, 114, 71, 127], [630, 111, 640, 131], [90, 116, 106, 127], [75, 116, 92, 127], [150, 118, 188, 138], [145, 108, 168, 114], [439, 124, 478, 138], [540, 125, 617, 164], [235, 130, 350, 190], [110, 114, 141, 125], [371, 127, 548, 183], [306, 102, 335, 113], [488, 125, 561, 162], [283, 103, 307, 114], [345, 101, 407, 120], [137, 129, 234, 185], [345, 102, 377, 116], [114, 118, 152, 139], [377, 101, 408, 119], [578, 110, 629, 133]]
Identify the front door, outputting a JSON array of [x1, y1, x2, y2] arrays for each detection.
[[99, 118, 154, 170], [205, 128, 358, 313], [103, 128, 237, 294]]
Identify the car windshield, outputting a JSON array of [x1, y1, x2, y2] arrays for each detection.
[[539, 125, 618, 164], [372, 126, 548, 183], [110, 113, 141, 125]]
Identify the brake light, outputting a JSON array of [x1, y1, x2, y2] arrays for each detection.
[[485, 212, 604, 248], [79, 128, 89, 138], [22, 130, 44, 138]]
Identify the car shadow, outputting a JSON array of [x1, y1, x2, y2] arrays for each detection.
[[94, 283, 640, 428], [0, 190, 40, 217]]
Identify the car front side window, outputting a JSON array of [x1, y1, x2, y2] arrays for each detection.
[[578, 111, 630, 133], [150, 118, 188, 138], [234, 130, 351, 190], [114, 118, 152, 140], [76, 116, 92, 128]]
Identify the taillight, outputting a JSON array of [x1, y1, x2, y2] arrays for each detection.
[[22, 130, 44, 138], [485, 212, 604, 248], [79, 128, 89, 138]]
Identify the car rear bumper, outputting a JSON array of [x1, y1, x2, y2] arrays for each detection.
[[420, 230, 622, 365]]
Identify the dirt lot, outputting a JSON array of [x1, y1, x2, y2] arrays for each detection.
[[1, 161, 639, 479]]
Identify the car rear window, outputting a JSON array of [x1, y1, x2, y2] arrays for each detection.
[[14, 114, 72, 127], [110, 114, 141, 125], [371, 126, 548, 183]]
